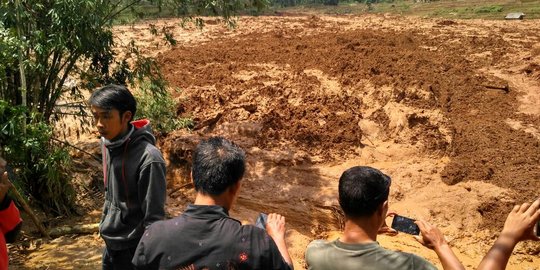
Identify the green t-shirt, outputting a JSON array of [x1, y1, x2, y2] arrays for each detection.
[[305, 239, 437, 270]]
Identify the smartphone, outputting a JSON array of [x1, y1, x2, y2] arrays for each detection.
[[255, 213, 268, 230], [536, 221, 540, 237], [391, 215, 420, 235]]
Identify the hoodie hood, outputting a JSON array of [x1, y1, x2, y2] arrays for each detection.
[[102, 119, 156, 149]]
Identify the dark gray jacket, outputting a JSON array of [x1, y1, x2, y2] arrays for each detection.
[[99, 119, 166, 250]]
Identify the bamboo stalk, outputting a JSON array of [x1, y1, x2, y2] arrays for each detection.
[[1, 158, 49, 238], [15, 0, 27, 108], [10, 186, 51, 239]]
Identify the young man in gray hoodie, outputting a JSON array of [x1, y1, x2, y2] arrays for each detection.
[[90, 84, 167, 270]]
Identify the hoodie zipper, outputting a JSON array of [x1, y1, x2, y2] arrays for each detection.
[[102, 144, 108, 188], [121, 138, 131, 208], [102, 138, 132, 208]]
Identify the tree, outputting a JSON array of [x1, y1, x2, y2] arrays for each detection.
[[0, 0, 264, 216]]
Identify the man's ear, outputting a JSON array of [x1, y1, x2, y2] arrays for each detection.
[[382, 200, 389, 214], [229, 180, 242, 197], [378, 200, 389, 216], [122, 111, 133, 124]]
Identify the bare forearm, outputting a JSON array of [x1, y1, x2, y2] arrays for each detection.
[[477, 234, 517, 270], [272, 236, 294, 269], [434, 244, 465, 270]]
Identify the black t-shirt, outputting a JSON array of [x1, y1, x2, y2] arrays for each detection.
[[132, 205, 292, 270]]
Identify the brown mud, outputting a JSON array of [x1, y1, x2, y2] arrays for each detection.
[[10, 14, 540, 270], [160, 14, 540, 233]]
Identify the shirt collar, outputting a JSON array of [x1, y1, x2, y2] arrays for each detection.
[[184, 204, 230, 220], [334, 239, 380, 251]]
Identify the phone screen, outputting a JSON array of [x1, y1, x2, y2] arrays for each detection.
[[391, 215, 420, 235], [255, 213, 268, 230]]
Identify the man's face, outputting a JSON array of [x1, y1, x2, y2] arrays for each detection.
[[91, 105, 130, 141]]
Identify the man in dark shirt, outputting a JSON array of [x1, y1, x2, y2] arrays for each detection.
[[132, 137, 293, 270]]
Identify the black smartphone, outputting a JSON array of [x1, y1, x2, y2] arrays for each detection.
[[255, 213, 268, 230], [391, 215, 420, 235], [536, 220, 540, 237]]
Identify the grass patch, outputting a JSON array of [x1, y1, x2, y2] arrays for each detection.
[[114, 0, 540, 22], [474, 5, 503, 14], [264, 0, 540, 19]]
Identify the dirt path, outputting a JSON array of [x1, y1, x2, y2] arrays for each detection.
[[11, 14, 540, 269]]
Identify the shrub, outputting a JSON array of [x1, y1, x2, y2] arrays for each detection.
[[0, 100, 74, 215], [1, 0, 255, 216], [136, 83, 193, 133], [475, 5, 503, 14]]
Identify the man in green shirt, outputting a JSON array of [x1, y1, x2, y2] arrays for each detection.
[[305, 166, 464, 270]]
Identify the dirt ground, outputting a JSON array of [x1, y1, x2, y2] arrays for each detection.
[[9, 14, 540, 269]]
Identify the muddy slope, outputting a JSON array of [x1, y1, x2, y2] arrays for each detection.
[[160, 16, 540, 231]]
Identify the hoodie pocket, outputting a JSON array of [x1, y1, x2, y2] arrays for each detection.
[[100, 200, 129, 236]]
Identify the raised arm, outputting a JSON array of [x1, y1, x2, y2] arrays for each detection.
[[266, 213, 294, 269], [415, 220, 465, 270], [477, 199, 540, 270]]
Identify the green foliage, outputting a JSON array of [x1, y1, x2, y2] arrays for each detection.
[[118, 0, 268, 24], [0, 0, 163, 215], [0, 100, 74, 215], [136, 83, 193, 133], [474, 5, 503, 14], [264, 0, 540, 19], [148, 24, 178, 45], [324, 0, 339, 6], [529, 7, 540, 15], [1, 0, 246, 215], [268, 0, 396, 8], [1, 0, 253, 119], [396, 2, 410, 10], [1, 0, 119, 120], [0, 23, 21, 94]]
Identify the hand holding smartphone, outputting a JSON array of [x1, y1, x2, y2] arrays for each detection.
[[391, 214, 420, 235]]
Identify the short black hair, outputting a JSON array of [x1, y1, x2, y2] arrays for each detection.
[[192, 137, 246, 195], [339, 166, 391, 218], [89, 84, 137, 121]]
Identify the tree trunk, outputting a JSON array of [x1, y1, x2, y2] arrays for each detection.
[[48, 223, 99, 238]]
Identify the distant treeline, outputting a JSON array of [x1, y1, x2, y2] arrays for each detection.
[[268, 0, 441, 7], [269, 0, 396, 7]]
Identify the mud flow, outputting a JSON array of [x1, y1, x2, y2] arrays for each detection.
[[160, 15, 540, 269], [12, 15, 540, 270]]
